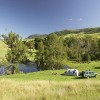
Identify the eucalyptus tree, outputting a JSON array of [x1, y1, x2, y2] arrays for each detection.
[[36, 33, 67, 70], [2, 32, 29, 64]]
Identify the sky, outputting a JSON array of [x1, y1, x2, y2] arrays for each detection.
[[0, 0, 100, 38]]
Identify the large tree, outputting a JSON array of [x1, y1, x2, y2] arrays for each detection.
[[2, 32, 29, 64], [36, 33, 67, 70]]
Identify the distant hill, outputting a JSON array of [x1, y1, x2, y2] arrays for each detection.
[[27, 27, 100, 39], [54, 27, 100, 36], [27, 34, 48, 39]]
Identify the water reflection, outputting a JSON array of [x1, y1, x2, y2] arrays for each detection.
[[0, 63, 38, 75]]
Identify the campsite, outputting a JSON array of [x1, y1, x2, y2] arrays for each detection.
[[0, 62, 100, 100], [0, 0, 100, 100], [0, 32, 100, 99]]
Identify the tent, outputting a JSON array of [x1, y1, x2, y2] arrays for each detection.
[[64, 69, 79, 76]]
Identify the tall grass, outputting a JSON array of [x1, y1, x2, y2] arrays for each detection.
[[0, 79, 100, 100]]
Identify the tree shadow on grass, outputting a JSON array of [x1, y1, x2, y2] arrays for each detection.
[[72, 76, 86, 80], [60, 73, 65, 76], [60, 74, 75, 77], [73, 76, 97, 79], [95, 67, 100, 69], [60, 74, 85, 79]]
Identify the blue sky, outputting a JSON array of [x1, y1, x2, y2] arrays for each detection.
[[0, 0, 100, 38]]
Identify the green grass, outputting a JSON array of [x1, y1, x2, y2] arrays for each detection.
[[0, 61, 100, 81], [0, 61, 100, 100], [67, 61, 100, 73]]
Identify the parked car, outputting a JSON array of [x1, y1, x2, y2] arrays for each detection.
[[81, 70, 97, 78]]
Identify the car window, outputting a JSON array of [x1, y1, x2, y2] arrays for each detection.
[[89, 72, 91, 74], [86, 72, 88, 74]]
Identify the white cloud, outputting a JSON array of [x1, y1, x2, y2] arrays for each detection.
[[78, 18, 83, 21]]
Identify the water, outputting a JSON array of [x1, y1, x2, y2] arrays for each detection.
[[18, 63, 38, 73], [0, 67, 7, 75], [0, 63, 38, 75]]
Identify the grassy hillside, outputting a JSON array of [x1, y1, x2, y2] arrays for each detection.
[[0, 40, 8, 63], [63, 32, 100, 39], [27, 27, 100, 39]]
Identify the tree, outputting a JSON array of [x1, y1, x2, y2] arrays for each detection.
[[2, 32, 29, 64], [23, 40, 34, 50], [2, 32, 19, 48], [36, 33, 67, 70]]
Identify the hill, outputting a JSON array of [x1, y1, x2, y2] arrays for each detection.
[[54, 27, 100, 36], [27, 34, 47, 39], [27, 27, 100, 39], [0, 40, 8, 63]]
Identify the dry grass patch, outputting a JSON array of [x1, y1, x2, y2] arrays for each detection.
[[0, 79, 100, 100]]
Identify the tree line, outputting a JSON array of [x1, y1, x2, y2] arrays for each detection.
[[35, 33, 100, 70], [2, 31, 100, 71]]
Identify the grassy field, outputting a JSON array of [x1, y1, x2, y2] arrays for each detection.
[[0, 63, 99, 100], [0, 61, 100, 81], [0, 61, 99, 100], [0, 69, 100, 81], [0, 79, 99, 100]]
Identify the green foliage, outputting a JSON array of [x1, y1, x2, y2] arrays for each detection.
[[36, 33, 67, 70], [2, 32, 19, 48], [23, 40, 34, 49], [1, 27, 100, 67], [13, 64, 19, 73], [6, 64, 19, 75], [34, 38, 44, 50], [2, 32, 29, 63], [64, 34, 100, 62]]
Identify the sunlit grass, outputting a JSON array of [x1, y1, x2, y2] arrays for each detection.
[[0, 66, 100, 81], [0, 79, 100, 100], [66, 61, 100, 73], [0, 40, 8, 63], [63, 32, 100, 39]]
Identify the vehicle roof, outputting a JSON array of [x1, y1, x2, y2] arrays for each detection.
[[85, 70, 93, 72]]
